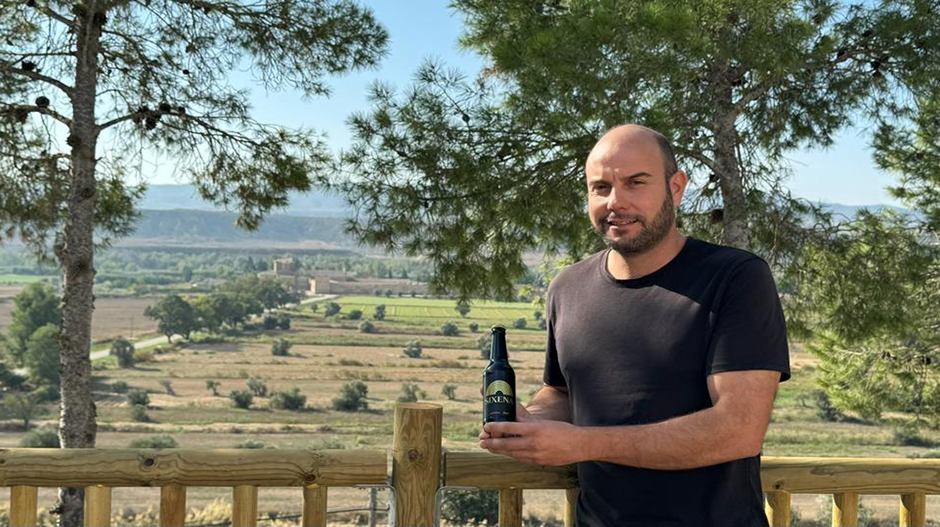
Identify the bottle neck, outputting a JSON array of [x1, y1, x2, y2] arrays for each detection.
[[489, 330, 509, 362]]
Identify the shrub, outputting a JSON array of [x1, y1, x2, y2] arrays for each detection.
[[276, 313, 291, 330], [477, 333, 492, 359], [262, 315, 278, 330], [111, 381, 130, 394], [441, 489, 498, 525], [129, 435, 178, 449], [246, 377, 268, 397], [359, 320, 376, 333], [110, 336, 136, 368], [205, 379, 221, 396], [1, 393, 41, 429], [127, 389, 150, 407], [346, 309, 363, 320], [402, 339, 423, 358], [373, 304, 386, 320], [397, 383, 427, 403], [324, 302, 341, 317], [159, 379, 175, 396], [235, 439, 268, 449], [230, 390, 254, 409], [512, 317, 527, 329], [538, 318, 547, 330], [133, 347, 154, 364], [130, 404, 150, 422], [270, 338, 292, 356], [813, 391, 844, 422], [270, 387, 307, 410], [533, 310, 543, 321], [455, 302, 471, 317], [31, 384, 60, 403], [19, 425, 60, 448], [893, 426, 937, 447], [332, 380, 368, 411], [441, 382, 458, 400], [440, 321, 459, 336], [468, 322, 479, 333]]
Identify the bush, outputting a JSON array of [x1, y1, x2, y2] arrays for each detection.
[[270, 387, 307, 410], [276, 313, 291, 329], [130, 404, 150, 422], [893, 426, 937, 447], [270, 338, 292, 356], [111, 381, 130, 394], [230, 390, 254, 409], [159, 379, 175, 396], [512, 317, 527, 329], [133, 347, 154, 363], [110, 336, 136, 368], [262, 315, 278, 330], [332, 380, 368, 411], [373, 304, 386, 320], [359, 320, 376, 333], [205, 379, 221, 396], [127, 389, 150, 407], [477, 333, 492, 359], [533, 310, 543, 321], [814, 391, 845, 422], [455, 302, 471, 317], [324, 302, 341, 317], [129, 435, 178, 449], [346, 309, 363, 320], [31, 384, 60, 403], [468, 322, 479, 333], [19, 425, 60, 448], [1, 393, 42, 429], [402, 339, 423, 358], [440, 321, 459, 336], [441, 382, 458, 400], [538, 318, 547, 330], [441, 489, 498, 525], [246, 377, 268, 397], [235, 439, 268, 449], [397, 383, 427, 403]]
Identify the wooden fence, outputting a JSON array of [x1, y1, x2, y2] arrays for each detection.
[[2, 403, 939, 526]]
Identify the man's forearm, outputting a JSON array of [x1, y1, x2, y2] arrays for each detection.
[[579, 404, 765, 470], [526, 384, 571, 422]]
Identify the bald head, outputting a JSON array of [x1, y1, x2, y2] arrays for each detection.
[[587, 124, 678, 181]]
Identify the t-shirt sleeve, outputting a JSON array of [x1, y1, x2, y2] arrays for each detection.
[[706, 257, 791, 381], [542, 290, 567, 387]]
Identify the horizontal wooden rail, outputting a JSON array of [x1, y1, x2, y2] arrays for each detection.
[[444, 451, 577, 489], [0, 448, 387, 487], [760, 457, 940, 494]]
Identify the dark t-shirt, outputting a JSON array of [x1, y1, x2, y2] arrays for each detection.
[[543, 237, 790, 526]]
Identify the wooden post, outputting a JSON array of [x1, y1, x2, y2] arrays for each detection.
[[10, 485, 38, 527], [84, 485, 112, 527], [900, 493, 926, 527], [565, 488, 579, 527], [160, 484, 187, 527], [232, 485, 258, 527], [764, 490, 790, 527], [832, 492, 858, 527], [392, 402, 443, 527], [499, 488, 523, 527], [302, 485, 328, 527]]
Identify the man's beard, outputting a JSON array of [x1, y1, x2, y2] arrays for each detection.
[[594, 191, 675, 257]]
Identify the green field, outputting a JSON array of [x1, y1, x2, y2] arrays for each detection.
[[3, 294, 939, 524], [0, 274, 52, 284]]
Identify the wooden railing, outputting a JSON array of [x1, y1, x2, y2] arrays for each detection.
[[2, 403, 939, 526]]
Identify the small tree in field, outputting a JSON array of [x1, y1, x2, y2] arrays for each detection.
[[110, 337, 135, 368], [324, 302, 342, 317], [230, 390, 254, 410], [1, 393, 42, 429], [397, 383, 426, 403], [402, 340, 423, 359], [332, 381, 368, 412], [373, 304, 386, 320], [441, 383, 458, 401], [205, 380, 221, 396], [440, 321, 459, 337], [455, 302, 471, 318]]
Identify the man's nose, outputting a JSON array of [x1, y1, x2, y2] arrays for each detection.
[[607, 184, 629, 211]]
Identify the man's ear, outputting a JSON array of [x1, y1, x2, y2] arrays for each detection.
[[670, 170, 689, 206]]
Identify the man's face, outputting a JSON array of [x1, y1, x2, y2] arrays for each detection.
[[586, 139, 677, 257]]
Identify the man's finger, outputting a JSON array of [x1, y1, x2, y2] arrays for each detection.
[[483, 421, 528, 436], [482, 435, 531, 453]]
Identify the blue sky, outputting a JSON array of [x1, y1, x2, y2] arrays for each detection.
[[152, 0, 901, 207]]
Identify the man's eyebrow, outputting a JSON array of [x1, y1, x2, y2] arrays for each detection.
[[619, 171, 653, 180]]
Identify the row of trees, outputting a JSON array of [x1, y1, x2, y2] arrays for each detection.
[[144, 275, 300, 341]]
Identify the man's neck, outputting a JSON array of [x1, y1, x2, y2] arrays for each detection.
[[606, 231, 687, 280]]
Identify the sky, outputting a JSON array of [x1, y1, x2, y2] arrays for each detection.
[[150, 0, 902, 208]]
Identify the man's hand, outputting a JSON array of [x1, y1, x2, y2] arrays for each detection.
[[479, 418, 583, 466]]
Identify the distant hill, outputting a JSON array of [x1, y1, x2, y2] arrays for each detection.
[[139, 184, 349, 218], [117, 209, 358, 250]]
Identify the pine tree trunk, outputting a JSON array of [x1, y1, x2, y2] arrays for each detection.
[[55, 5, 102, 525], [710, 64, 749, 250]]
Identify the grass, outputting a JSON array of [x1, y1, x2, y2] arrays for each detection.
[[0, 273, 52, 284]]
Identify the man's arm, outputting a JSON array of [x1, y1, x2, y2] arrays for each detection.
[[524, 384, 571, 422], [481, 369, 780, 469]]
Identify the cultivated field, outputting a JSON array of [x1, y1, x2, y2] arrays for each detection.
[[2, 294, 940, 524]]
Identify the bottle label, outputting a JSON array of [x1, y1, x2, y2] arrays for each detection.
[[484, 380, 514, 405]]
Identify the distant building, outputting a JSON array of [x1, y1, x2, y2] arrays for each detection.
[[260, 258, 428, 296]]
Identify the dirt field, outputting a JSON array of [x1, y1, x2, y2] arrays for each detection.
[[0, 285, 158, 342]]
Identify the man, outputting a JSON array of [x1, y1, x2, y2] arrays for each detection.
[[480, 124, 790, 526]]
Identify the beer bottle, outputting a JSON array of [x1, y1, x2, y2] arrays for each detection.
[[483, 325, 516, 424]]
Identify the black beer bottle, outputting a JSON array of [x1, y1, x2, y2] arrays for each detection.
[[483, 325, 516, 424]]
